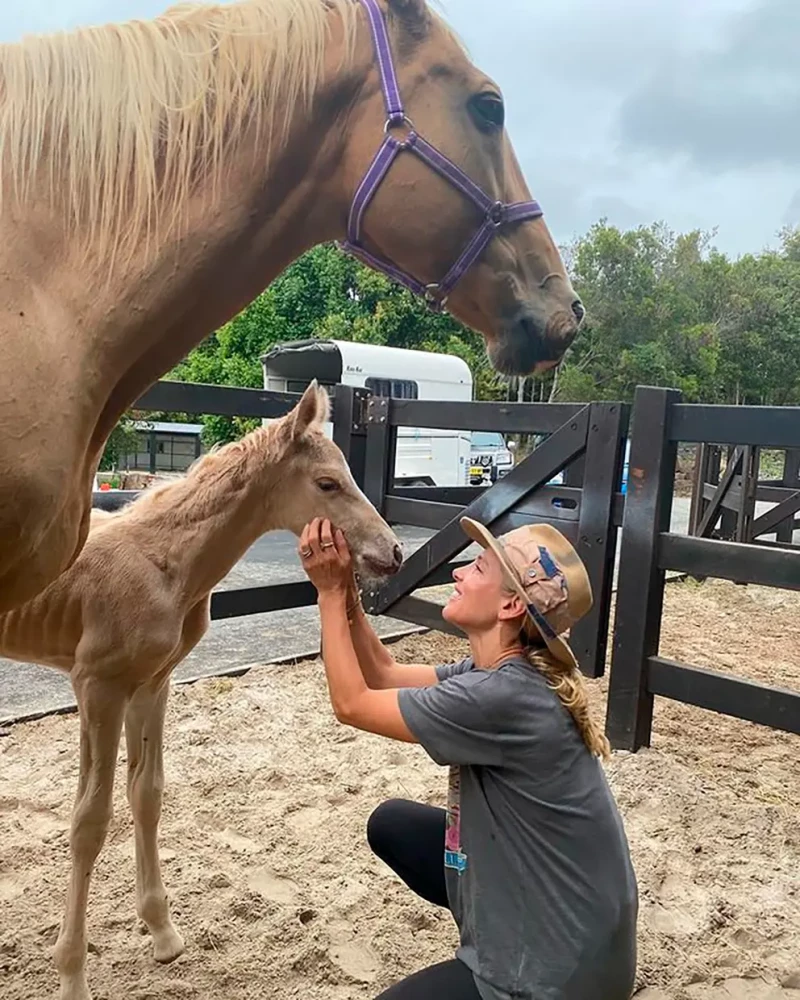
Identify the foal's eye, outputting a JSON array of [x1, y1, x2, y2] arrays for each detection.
[[469, 92, 505, 132], [316, 478, 340, 493]]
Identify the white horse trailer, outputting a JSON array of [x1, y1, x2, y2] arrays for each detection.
[[261, 339, 473, 487]]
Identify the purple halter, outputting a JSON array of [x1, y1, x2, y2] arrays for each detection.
[[338, 0, 544, 312]]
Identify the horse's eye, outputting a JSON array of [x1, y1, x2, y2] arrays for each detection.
[[316, 478, 340, 492], [469, 93, 505, 132]]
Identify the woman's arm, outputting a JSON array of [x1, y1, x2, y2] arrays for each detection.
[[298, 517, 421, 741], [346, 582, 438, 689], [318, 589, 418, 741]]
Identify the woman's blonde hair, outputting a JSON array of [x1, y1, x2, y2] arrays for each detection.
[[521, 624, 610, 761]]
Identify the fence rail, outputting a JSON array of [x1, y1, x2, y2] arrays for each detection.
[[671, 404, 800, 446], [388, 399, 584, 433], [136, 379, 306, 419]]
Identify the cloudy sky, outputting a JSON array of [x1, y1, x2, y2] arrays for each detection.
[[2, 0, 798, 258]]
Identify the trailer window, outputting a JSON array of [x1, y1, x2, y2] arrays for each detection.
[[365, 378, 418, 400], [287, 380, 335, 398]]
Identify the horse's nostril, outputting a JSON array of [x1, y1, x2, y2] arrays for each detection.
[[571, 299, 585, 323], [393, 544, 403, 566]]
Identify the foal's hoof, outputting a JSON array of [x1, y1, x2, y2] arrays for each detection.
[[152, 924, 185, 964]]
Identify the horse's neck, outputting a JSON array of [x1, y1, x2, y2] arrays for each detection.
[[134, 453, 284, 605], [6, 39, 361, 456], [84, 135, 346, 447]]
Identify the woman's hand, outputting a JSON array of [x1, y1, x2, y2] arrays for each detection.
[[299, 518, 417, 745], [298, 517, 354, 596]]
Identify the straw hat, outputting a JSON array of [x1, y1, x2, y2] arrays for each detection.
[[459, 517, 593, 669]]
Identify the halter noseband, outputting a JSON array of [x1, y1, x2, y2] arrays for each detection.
[[339, 0, 544, 312]]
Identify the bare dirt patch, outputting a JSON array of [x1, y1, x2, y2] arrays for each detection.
[[1, 579, 799, 999]]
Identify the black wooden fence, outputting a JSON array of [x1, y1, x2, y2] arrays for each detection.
[[688, 441, 800, 548], [606, 386, 800, 751], [97, 378, 800, 751]]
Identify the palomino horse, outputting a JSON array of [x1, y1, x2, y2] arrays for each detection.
[[0, 0, 583, 613], [0, 383, 403, 1000]]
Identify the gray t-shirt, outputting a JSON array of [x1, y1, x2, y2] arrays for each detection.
[[398, 656, 638, 1000]]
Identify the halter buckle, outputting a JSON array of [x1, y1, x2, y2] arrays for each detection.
[[488, 201, 506, 228], [424, 283, 448, 311]]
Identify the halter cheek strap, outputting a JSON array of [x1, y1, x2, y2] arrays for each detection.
[[339, 0, 544, 312]]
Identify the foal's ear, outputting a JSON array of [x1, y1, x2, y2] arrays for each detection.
[[290, 380, 330, 439]]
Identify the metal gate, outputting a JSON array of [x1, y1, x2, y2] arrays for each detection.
[[358, 396, 629, 679]]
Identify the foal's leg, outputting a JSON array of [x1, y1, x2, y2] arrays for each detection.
[[54, 676, 126, 1000], [125, 679, 185, 963]]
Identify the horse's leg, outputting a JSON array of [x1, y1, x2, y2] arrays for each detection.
[[125, 679, 184, 963], [54, 676, 126, 1000]]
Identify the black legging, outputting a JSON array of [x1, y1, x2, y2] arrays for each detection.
[[367, 799, 482, 1000]]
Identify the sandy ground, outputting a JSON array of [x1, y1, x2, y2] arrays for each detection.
[[1, 578, 799, 1000]]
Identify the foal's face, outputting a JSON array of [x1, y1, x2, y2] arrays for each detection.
[[276, 385, 403, 580], [341, 0, 583, 376]]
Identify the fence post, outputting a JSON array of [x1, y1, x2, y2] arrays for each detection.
[[736, 446, 759, 544], [688, 443, 709, 535], [720, 446, 738, 539], [777, 448, 800, 544], [361, 395, 397, 616], [606, 386, 681, 751], [563, 454, 586, 488], [569, 402, 628, 679], [332, 385, 369, 491], [148, 429, 157, 474], [363, 395, 396, 515]]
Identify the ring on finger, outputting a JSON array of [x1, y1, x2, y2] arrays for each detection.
[[320, 541, 335, 549], [300, 547, 313, 558]]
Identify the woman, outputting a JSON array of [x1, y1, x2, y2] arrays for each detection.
[[298, 514, 638, 1000]]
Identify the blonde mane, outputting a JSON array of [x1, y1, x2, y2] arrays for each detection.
[[0, 0, 360, 252], [106, 422, 289, 527]]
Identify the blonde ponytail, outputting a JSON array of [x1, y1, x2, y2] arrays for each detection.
[[523, 639, 610, 761]]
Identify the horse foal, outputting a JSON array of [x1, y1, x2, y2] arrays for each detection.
[[0, 384, 402, 1000]]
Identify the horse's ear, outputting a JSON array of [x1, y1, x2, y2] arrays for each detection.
[[290, 380, 330, 439], [387, 0, 430, 31]]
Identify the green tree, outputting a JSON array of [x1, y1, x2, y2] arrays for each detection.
[[129, 221, 800, 450], [166, 242, 507, 442], [557, 219, 800, 406], [99, 417, 139, 471]]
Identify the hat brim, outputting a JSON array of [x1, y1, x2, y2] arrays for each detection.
[[460, 516, 580, 670]]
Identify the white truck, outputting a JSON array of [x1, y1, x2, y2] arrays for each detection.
[[261, 339, 473, 487]]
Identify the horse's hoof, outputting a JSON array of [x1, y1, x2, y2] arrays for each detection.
[[152, 924, 185, 964]]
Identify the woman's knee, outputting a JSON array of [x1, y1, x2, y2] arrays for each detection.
[[376, 960, 481, 999], [366, 798, 409, 857]]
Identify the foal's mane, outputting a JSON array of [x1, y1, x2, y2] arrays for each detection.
[[112, 420, 293, 525], [0, 0, 362, 251]]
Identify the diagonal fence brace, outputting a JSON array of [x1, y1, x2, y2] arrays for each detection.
[[363, 406, 591, 616]]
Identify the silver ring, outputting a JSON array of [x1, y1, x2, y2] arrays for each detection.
[[320, 541, 336, 550], [300, 548, 313, 558], [384, 113, 415, 135]]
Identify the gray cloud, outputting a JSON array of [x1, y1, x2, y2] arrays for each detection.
[[585, 196, 644, 232], [618, 0, 800, 171]]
